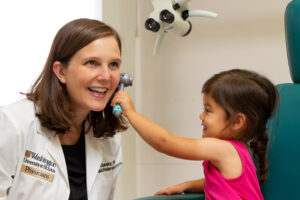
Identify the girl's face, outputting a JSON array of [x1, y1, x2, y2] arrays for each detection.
[[200, 93, 230, 139], [56, 36, 121, 117]]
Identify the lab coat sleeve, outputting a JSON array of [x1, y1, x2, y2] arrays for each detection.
[[0, 109, 22, 199]]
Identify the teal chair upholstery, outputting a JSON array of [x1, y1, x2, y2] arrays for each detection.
[[284, 0, 300, 83], [134, 1, 300, 199], [260, 0, 300, 199]]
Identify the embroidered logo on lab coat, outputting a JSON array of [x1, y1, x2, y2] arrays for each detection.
[[21, 150, 56, 182]]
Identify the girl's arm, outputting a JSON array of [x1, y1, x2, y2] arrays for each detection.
[[112, 91, 236, 163], [155, 178, 205, 196]]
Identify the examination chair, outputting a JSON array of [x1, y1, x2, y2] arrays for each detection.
[[260, 0, 300, 199], [134, 1, 300, 199]]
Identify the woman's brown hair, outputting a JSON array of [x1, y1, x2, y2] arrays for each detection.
[[26, 18, 128, 137], [202, 69, 279, 184]]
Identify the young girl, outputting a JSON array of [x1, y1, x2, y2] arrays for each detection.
[[112, 69, 279, 199]]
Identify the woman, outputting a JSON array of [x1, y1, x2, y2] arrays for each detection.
[[0, 18, 127, 200]]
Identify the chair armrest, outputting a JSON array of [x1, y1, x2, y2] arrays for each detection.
[[133, 193, 205, 200]]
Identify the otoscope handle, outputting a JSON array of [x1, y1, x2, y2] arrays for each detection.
[[113, 103, 123, 117], [113, 83, 124, 117], [112, 73, 133, 117]]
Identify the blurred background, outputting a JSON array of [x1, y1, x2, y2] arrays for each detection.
[[0, 0, 291, 199]]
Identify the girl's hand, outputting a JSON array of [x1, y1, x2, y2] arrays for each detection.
[[155, 179, 204, 196], [154, 183, 186, 196], [111, 90, 135, 117]]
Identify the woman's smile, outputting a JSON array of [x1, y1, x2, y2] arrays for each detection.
[[88, 87, 108, 97]]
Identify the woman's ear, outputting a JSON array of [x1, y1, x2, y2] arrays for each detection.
[[231, 113, 247, 132], [53, 61, 66, 84]]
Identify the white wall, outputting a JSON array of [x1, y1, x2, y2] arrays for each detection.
[[135, 0, 292, 197], [0, 0, 101, 106]]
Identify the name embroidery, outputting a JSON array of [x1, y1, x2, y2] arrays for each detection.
[[98, 160, 122, 173], [21, 164, 54, 182]]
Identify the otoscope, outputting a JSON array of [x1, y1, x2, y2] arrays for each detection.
[[113, 73, 133, 117]]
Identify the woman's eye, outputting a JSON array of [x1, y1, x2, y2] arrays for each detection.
[[109, 62, 119, 68], [86, 60, 96, 66]]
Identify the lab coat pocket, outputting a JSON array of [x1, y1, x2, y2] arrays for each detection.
[[91, 171, 115, 200], [90, 162, 122, 199]]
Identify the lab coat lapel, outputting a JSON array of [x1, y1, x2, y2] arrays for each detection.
[[85, 129, 103, 193], [36, 120, 69, 186], [46, 135, 69, 186]]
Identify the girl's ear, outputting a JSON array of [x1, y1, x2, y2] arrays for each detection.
[[53, 61, 66, 84], [231, 113, 247, 132]]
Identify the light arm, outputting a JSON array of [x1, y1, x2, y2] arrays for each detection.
[[188, 10, 218, 18], [153, 31, 166, 56]]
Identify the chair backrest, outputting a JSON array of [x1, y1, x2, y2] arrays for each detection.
[[261, 0, 300, 199]]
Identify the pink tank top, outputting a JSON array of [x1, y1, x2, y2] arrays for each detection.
[[202, 140, 264, 200]]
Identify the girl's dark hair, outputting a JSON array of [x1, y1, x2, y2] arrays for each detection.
[[26, 18, 128, 137], [202, 69, 279, 184]]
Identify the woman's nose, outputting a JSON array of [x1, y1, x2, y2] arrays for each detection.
[[97, 65, 110, 80]]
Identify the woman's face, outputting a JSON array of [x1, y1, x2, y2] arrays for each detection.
[[57, 36, 121, 117]]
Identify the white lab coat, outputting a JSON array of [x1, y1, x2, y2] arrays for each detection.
[[0, 98, 122, 200]]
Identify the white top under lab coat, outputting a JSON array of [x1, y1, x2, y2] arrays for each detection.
[[0, 99, 122, 200]]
